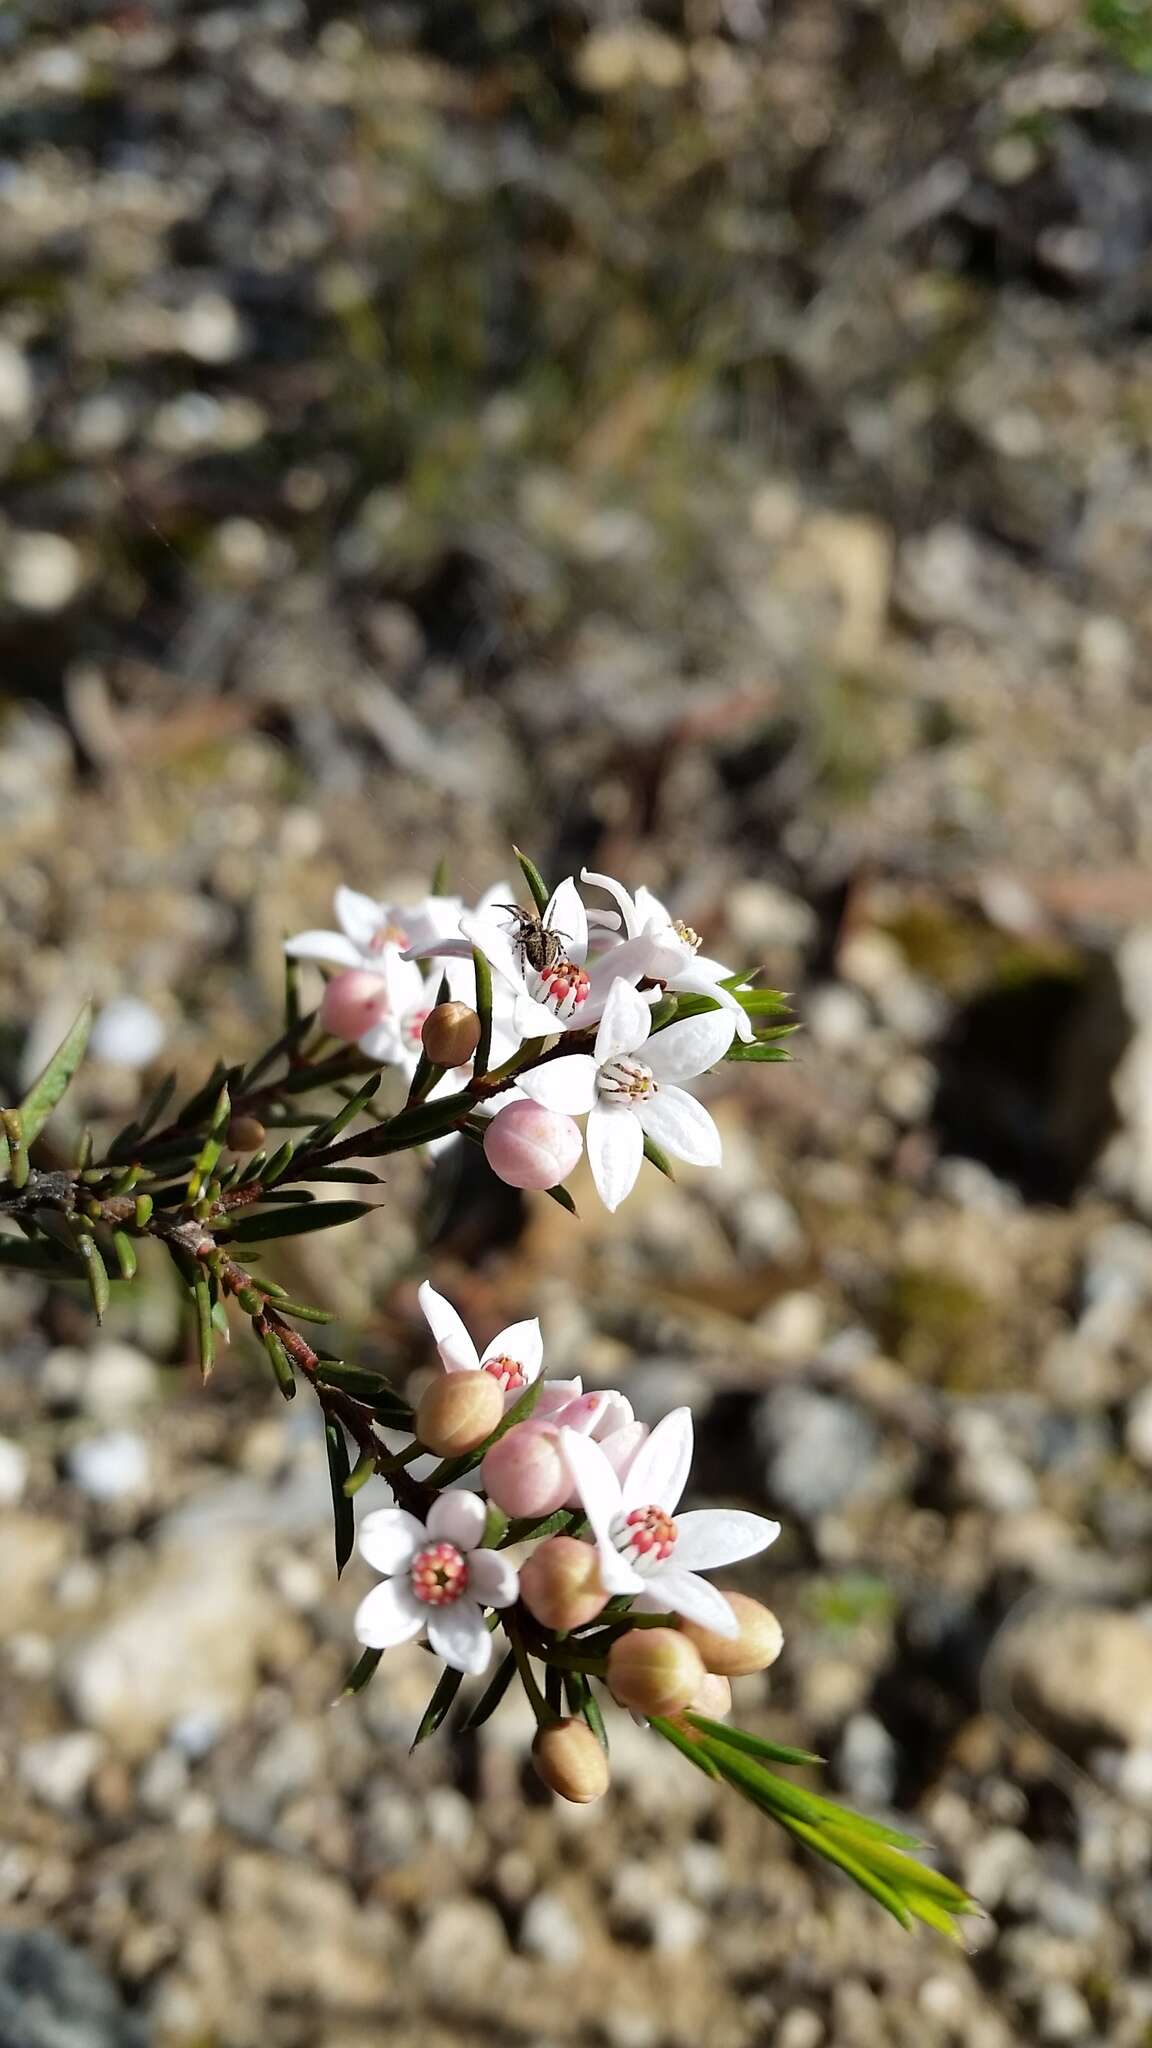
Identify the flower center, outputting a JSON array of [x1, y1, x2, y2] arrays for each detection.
[[536, 957, 591, 1020], [368, 918, 410, 955], [482, 1353, 526, 1393], [673, 919, 701, 953], [409, 1541, 469, 1607], [598, 1056, 657, 1103], [614, 1504, 677, 1566]]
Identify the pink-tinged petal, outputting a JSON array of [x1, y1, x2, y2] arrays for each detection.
[[402, 935, 474, 962], [592, 1392, 635, 1437], [356, 1507, 427, 1576], [599, 1420, 648, 1481], [468, 1549, 519, 1609], [672, 1508, 781, 1571], [417, 1282, 480, 1375], [516, 1056, 598, 1115], [560, 1429, 642, 1598], [535, 1377, 583, 1418], [353, 1577, 426, 1649], [481, 1318, 544, 1388], [648, 1565, 739, 1637], [593, 978, 652, 1066], [545, 877, 589, 967], [380, 945, 426, 1016], [644, 1008, 736, 1082], [283, 929, 365, 968], [427, 1490, 487, 1551], [637, 1088, 723, 1169], [426, 1599, 493, 1675], [335, 885, 387, 947], [580, 869, 639, 938], [586, 1101, 643, 1213], [557, 1390, 613, 1437], [621, 1407, 694, 1517]]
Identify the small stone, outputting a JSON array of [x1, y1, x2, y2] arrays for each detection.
[[177, 293, 245, 363], [0, 1437, 28, 1506], [19, 1732, 105, 1812], [835, 1713, 898, 1808], [68, 1431, 151, 1503], [776, 2014, 825, 2048], [80, 1344, 157, 1423], [0, 1930, 147, 2048], [519, 1891, 584, 1965], [806, 984, 869, 1052], [1035, 1983, 1092, 2043], [5, 532, 84, 612], [756, 1290, 825, 1359], [90, 998, 166, 1069], [1001, 1608, 1152, 1753], [726, 880, 816, 954], [412, 1898, 508, 1987], [755, 1387, 879, 1517], [0, 339, 33, 427]]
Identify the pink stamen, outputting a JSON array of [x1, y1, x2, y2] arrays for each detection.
[[483, 1353, 527, 1393], [404, 1007, 431, 1047], [623, 1504, 677, 1563], [542, 960, 590, 1010], [410, 1541, 469, 1607]]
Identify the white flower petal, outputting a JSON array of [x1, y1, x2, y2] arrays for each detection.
[[467, 1548, 519, 1609], [599, 1420, 648, 1481], [353, 1577, 427, 1649], [586, 1100, 644, 1213], [672, 1508, 781, 1570], [535, 1377, 584, 1418], [545, 877, 589, 967], [648, 1564, 739, 1637], [427, 1489, 487, 1550], [667, 971, 752, 1040], [335, 885, 387, 947], [632, 885, 673, 928], [580, 869, 639, 938], [593, 978, 652, 1066], [357, 1020, 404, 1065], [621, 1407, 694, 1517], [460, 912, 533, 1001], [561, 1429, 642, 1597], [417, 1282, 480, 1375], [637, 1088, 723, 1168], [584, 937, 664, 1009], [356, 1507, 427, 1576], [513, 991, 568, 1038], [427, 1599, 493, 1675], [645, 1008, 736, 1082], [480, 1318, 543, 1387], [516, 1056, 597, 1115], [283, 930, 365, 969]]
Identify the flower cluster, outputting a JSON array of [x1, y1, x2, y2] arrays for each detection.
[[1, 847, 972, 1937], [284, 862, 781, 1211]]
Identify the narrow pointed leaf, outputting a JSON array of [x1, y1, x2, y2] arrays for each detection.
[[410, 1663, 464, 1749], [684, 1713, 822, 1768], [187, 1085, 231, 1202], [341, 1646, 383, 1696], [324, 1419, 355, 1575], [111, 1230, 138, 1282], [545, 1181, 578, 1215], [71, 1226, 110, 1323], [219, 1200, 371, 1243], [513, 846, 551, 915], [0, 1110, 27, 1188], [471, 946, 493, 1080], [642, 1134, 676, 1181], [461, 1650, 517, 1731], [0, 1003, 93, 1173], [258, 1321, 297, 1399], [192, 1270, 215, 1378]]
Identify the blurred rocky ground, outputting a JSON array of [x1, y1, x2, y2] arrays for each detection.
[[4, 2, 1152, 2044]]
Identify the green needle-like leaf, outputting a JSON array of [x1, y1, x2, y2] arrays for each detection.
[[410, 1664, 464, 1749], [642, 1134, 676, 1181], [471, 945, 494, 1079], [219, 1200, 371, 1243], [512, 846, 551, 915], [324, 1419, 355, 1575], [340, 1646, 383, 1697], [0, 1002, 93, 1173], [460, 1651, 517, 1732]]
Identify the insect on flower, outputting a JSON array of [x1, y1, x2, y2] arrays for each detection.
[[496, 903, 571, 977]]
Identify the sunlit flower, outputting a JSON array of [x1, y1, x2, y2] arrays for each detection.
[[581, 870, 755, 1042], [514, 977, 735, 1211], [284, 884, 463, 972], [353, 1491, 517, 1675], [561, 1406, 779, 1636], [458, 878, 657, 1039], [418, 1280, 544, 1411]]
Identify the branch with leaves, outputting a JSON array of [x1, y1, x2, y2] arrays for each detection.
[[0, 849, 975, 1939]]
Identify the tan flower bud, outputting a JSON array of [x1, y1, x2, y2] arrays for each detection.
[[679, 1593, 784, 1677], [687, 1672, 732, 1720], [519, 1537, 608, 1631], [607, 1627, 706, 1718], [531, 1719, 610, 1804], [415, 1370, 504, 1458], [227, 1115, 267, 1151], [421, 1001, 482, 1068]]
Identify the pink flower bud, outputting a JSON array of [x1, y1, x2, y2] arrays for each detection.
[[415, 1371, 504, 1458], [532, 1720, 610, 1804], [608, 1628, 706, 1718], [319, 970, 391, 1044], [481, 1421, 571, 1519], [483, 1100, 583, 1192]]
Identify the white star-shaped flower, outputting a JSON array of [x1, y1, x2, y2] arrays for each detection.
[[455, 878, 658, 1040], [513, 977, 735, 1211], [284, 884, 464, 972], [581, 870, 755, 1042], [353, 1491, 517, 1675], [561, 1407, 780, 1636], [417, 1280, 545, 1412]]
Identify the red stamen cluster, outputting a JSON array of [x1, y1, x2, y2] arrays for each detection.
[[409, 1542, 469, 1606], [623, 1504, 677, 1562], [483, 1353, 526, 1393], [541, 960, 590, 1010]]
